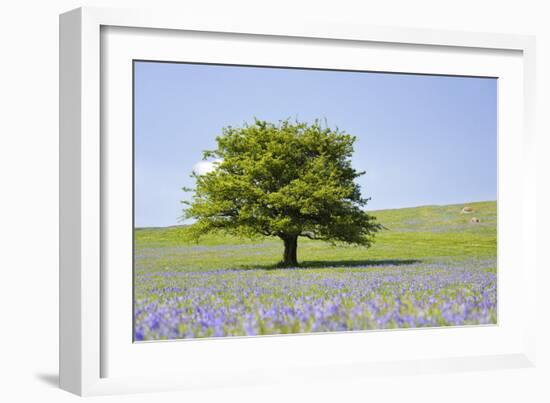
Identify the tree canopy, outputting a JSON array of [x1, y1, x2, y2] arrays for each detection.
[[182, 119, 381, 266]]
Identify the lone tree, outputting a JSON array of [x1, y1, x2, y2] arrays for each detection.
[[183, 119, 381, 266]]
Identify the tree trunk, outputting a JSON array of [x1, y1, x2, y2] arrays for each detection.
[[282, 235, 298, 266]]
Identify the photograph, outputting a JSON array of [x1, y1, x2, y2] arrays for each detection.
[[133, 61, 497, 341]]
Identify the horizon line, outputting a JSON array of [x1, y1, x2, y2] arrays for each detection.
[[135, 199, 496, 230]]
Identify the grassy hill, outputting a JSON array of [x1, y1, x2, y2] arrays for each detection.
[[372, 200, 496, 233], [134, 201, 497, 340], [134, 200, 496, 272], [134, 202, 497, 341]]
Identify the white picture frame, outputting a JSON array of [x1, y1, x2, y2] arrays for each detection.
[[59, 6, 537, 396]]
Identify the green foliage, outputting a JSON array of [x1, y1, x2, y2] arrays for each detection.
[[182, 119, 381, 264]]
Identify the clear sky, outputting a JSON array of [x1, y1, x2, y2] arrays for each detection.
[[134, 61, 497, 228]]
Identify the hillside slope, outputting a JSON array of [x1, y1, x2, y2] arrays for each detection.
[[372, 200, 496, 233], [134, 201, 497, 271], [134, 201, 497, 339]]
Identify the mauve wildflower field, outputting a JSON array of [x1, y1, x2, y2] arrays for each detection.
[[134, 201, 497, 341]]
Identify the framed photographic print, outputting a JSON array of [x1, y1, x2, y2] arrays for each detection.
[[133, 61, 498, 341], [60, 7, 537, 396]]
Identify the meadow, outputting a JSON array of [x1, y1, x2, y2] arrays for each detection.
[[134, 201, 497, 340]]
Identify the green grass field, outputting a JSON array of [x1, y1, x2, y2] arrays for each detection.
[[134, 201, 497, 340], [135, 200, 496, 272]]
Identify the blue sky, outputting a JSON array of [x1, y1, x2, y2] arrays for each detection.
[[134, 61, 496, 228]]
